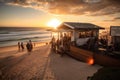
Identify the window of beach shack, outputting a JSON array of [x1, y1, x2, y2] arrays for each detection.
[[110, 26, 120, 51], [75, 29, 99, 50]]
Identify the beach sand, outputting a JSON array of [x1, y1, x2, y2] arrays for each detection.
[[43, 51, 102, 80], [0, 42, 47, 58], [0, 42, 102, 80], [0, 42, 50, 80], [0, 42, 47, 53]]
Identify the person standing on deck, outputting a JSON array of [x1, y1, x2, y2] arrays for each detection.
[[60, 33, 68, 57], [56, 39, 60, 52], [63, 33, 68, 51]]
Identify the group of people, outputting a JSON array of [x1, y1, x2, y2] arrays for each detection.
[[51, 33, 71, 56], [18, 40, 33, 52], [99, 37, 108, 47], [26, 40, 33, 52], [18, 42, 24, 51]]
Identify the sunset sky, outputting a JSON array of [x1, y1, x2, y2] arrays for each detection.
[[0, 0, 120, 28]]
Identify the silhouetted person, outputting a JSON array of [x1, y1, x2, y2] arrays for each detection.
[[21, 42, 24, 51], [107, 45, 114, 52], [18, 42, 21, 51], [51, 36, 55, 51], [26, 42, 31, 52], [29, 40, 33, 52]]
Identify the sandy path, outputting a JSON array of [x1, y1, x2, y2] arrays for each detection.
[[44, 51, 102, 80], [0, 45, 50, 80]]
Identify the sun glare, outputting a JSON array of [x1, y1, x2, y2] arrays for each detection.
[[88, 58, 94, 65], [47, 19, 62, 29]]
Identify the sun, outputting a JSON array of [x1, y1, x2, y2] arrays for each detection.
[[47, 18, 62, 29]]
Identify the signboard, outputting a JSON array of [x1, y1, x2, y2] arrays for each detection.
[[110, 26, 120, 36]]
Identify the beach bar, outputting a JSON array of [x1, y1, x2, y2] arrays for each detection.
[[57, 22, 104, 64], [55, 22, 120, 66]]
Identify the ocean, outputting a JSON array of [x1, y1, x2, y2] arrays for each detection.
[[0, 27, 52, 47]]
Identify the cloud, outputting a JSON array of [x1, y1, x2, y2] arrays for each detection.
[[103, 16, 120, 22], [114, 17, 120, 20], [1, 0, 120, 16], [103, 19, 115, 22]]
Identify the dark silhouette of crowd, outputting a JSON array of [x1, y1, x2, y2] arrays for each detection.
[[99, 37, 108, 48], [51, 33, 71, 56], [18, 40, 33, 52], [26, 40, 33, 52], [18, 42, 24, 51], [50, 31, 120, 59]]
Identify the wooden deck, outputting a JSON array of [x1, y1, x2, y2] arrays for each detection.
[[69, 46, 94, 64], [69, 46, 120, 66]]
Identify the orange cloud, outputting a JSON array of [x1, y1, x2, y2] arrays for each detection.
[[0, 0, 120, 16]]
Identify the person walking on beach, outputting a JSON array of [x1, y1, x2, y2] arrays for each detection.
[[18, 42, 21, 51], [26, 40, 33, 53], [29, 40, 33, 51], [26, 42, 30, 52], [21, 42, 24, 51]]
